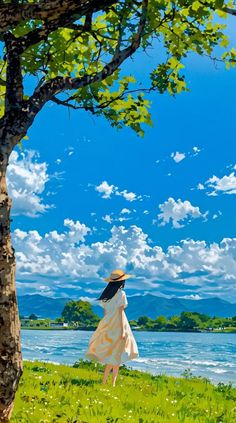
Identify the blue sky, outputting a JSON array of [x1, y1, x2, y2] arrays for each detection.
[[7, 22, 236, 303]]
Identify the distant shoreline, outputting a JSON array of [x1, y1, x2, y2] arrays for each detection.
[[21, 327, 236, 333]]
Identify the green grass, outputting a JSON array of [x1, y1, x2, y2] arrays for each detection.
[[11, 360, 236, 423]]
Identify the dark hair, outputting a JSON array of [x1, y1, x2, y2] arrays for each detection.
[[96, 280, 125, 302]]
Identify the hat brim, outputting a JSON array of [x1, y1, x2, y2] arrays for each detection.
[[103, 274, 134, 282]]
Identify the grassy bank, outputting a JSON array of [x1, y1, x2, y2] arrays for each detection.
[[11, 360, 236, 423]]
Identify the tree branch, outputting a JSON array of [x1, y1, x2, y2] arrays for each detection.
[[0, 0, 117, 37], [223, 7, 236, 16], [3, 32, 23, 112], [25, 0, 148, 122], [51, 86, 153, 112]]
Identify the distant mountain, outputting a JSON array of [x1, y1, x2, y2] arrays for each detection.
[[17, 294, 69, 319], [17, 293, 236, 320]]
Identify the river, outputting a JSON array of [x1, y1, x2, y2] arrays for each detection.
[[21, 330, 236, 385]]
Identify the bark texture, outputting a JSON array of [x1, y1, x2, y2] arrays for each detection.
[[0, 1, 148, 420], [0, 148, 23, 422]]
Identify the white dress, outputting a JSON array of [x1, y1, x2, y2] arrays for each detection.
[[85, 288, 139, 365]]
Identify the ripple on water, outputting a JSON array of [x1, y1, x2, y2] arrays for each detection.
[[21, 330, 236, 385]]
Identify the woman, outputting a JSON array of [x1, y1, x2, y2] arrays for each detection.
[[85, 269, 139, 386]]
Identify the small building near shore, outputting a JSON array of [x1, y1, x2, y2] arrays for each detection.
[[50, 322, 69, 328]]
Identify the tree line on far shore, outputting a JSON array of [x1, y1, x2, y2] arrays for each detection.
[[20, 300, 236, 332]]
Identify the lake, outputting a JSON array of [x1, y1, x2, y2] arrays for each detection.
[[21, 330, 236, 385]]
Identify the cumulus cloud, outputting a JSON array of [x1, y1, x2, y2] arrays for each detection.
[[171, 151, 186, 163], [95, 181, 116, 198], [13, 220, 236, 301], [7, 150, 53, 217], [205, 172, 236, 196], [157, 197, 208, 228], [116, 189, 142, 202], [195, 166, 236, 196], [94, 180, 145, 202]]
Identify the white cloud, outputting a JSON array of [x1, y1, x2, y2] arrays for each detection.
[[197, 183, 205, 190], [14, 218, 92, 279], [205, 172, 236, 195], [116, 190, 139, 202], [157, 197, 208, 228], [213, 211, 222, 220], [102, 214, 113, 224], [95, 180, 144, 202], [192, 146, 201, 155], [64, 146, 74, 156], [196, 166, 236, 196], [7, 150, 53, 217], [14, 221, 236, 301], [121, 208, 131, 214], [157, 146, 201, 167], [95, 181, 116, 198], [171, 151, 186, 163], [63, 218, 90, 243], [102, 211, 132, 224], [179, 294, 202, 300], [117, 216, 131, 222]]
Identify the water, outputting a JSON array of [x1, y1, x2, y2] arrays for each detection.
[[21, 330, 236, 385]]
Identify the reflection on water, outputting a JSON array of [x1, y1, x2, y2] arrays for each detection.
[[21, 330, 236, 385]]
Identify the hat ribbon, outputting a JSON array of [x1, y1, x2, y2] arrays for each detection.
[[110, 272, 126, 281]]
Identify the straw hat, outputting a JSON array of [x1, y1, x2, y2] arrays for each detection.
[[103, 269, 134, 283]]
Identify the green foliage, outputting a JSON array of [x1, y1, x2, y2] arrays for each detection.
[[11, 360, 236, 422], [61, 300, 100, 326], [137, 315, 151, 326], [134, 312, 236, 332], [0, 1, 234, 135], [179, 311, 201, 330]]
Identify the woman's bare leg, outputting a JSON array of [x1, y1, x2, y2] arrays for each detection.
[[102, 364, 113, 384], [112, 365, 120, 386]]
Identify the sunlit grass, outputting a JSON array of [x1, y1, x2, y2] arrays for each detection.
[[11, 360, 236, 422]]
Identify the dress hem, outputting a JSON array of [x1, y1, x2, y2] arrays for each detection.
[[85, 352, 139, 365]]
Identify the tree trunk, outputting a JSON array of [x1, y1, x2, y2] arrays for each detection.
[[0, 149, 23, 422]]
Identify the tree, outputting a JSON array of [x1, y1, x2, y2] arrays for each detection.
[[137, 315, 150, 326], [166, 315, 181, 330], [0, 0, 235, 420], [153, 315, 167, 329], [61, 300, 99, 325], [179, 312, 201, 330], [28, 313, 38, 320]]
